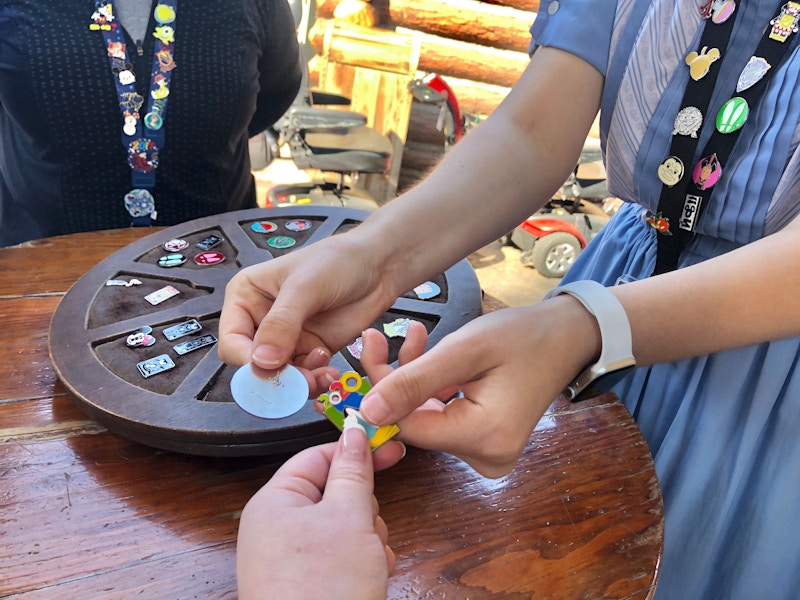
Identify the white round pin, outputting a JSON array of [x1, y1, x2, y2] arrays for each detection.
[[230, 363, 309, 419]]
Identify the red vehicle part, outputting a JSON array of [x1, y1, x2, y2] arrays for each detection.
[[420, 73, 464, 142], [517, 217, 588, 248]]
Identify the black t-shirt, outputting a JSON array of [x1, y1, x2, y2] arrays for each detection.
[[0, 0, 302, 246]]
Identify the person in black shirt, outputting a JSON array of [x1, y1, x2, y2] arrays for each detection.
[[0, 0, 302, 246]]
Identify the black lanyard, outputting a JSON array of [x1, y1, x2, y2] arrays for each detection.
[[650, 0, 800, 275]]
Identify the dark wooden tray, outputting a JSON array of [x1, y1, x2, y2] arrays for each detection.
[[49, 207, 482, 456]]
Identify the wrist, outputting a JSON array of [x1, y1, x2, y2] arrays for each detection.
[[544, 280, 636, 400]]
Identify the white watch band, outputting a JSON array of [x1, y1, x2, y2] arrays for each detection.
[[544, 280, 636, 400]]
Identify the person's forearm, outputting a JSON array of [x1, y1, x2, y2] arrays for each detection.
[[352, 49, 604, 296], [613, 216, 800, 365]]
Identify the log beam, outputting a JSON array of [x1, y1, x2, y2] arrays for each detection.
[[318, 0, 536, 53], [310, 19, 528, 89], [440, 76, 511, 119], [481, 0, 540, 12]]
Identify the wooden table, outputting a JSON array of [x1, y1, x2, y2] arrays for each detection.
[[0, 229, 663, 599]]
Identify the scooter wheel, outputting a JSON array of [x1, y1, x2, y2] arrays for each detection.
[[527, 232, 581, 278]]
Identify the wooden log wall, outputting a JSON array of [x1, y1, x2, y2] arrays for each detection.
[[312, 0, 538, 116], [308, 0, 539, 192]]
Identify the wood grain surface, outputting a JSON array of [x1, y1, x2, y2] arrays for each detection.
[[0, 228, 662, 599]]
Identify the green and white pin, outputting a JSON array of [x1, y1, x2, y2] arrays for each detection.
[[716, 97, 749, 134]]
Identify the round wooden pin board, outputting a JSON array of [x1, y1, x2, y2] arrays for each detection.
[[49, 207, 483, 457]]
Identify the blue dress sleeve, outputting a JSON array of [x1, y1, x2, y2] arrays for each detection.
[[529, 0, 617, 76]]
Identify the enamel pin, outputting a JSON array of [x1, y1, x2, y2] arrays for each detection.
[[137, 354, 175, 378], [716, 97, 749, 133], [173, 334, 217, 356], [267, 236, 296, 249], [679, 195, 703, 232], [383, 318, 413, 338], [770, 1, 800, 42], [251, 221, 278, 233], [657, 156, 685, 187], [163, 238, 189, 252], [692, 153, 722, 190], [346, 336, 364, 359], [318, 371, 400, 451], [157, 253, 186, 268], [106, 278, 142, 287], [194, 251, 225, 266], [673, 107, 703, 137], [413, 281, 441, 300], [126, 326, 156, 348], [144, 285, 180, 305], [736, 57, 771, 92], [195, 234, 222, 250], [685, 46, 721, 81], [285, 219, 313, 232], [699, 0, 736, 22], [645, 212, 672, 235], [163, 319, 202, 341]]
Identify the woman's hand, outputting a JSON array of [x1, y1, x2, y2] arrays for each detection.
[[237, 425, 403, 600], [219, 232, 399, 396], [359, 298, 601, 478]]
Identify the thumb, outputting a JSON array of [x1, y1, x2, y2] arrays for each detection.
[[322, 420, 375, 525], [359, 333, 482, 426]]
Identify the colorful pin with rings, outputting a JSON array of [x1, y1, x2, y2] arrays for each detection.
[[317, 371, 400, 450]]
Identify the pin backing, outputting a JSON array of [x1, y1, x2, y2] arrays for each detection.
[[231, 363, 309, 419]]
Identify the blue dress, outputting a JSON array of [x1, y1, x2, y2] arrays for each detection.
[[533, 1, 800, 597]]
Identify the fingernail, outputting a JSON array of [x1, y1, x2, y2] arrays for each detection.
[[397, 442, 407, 460], [342, 415, 369, 456], [252, 344, 284, 368], [361, 392, 391, 425], [305, 347, 331, 370]]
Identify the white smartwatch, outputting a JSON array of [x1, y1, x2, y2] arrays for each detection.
[[544, 280, 636, 401]]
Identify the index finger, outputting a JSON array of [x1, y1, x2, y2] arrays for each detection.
[[218, 277, 271, 367]]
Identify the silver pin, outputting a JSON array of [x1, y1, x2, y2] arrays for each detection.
[[173, 334, 217, 355], [163, 319, 202, 341], [137, 354, 175, 378], [106, 278, 143, 287]]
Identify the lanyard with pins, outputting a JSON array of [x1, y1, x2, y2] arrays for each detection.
[[90, 0, 178, 226], [649, 0, 800, 275]]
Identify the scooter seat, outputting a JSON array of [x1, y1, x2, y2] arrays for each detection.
[[284, 105, 367, 130], [293, 125, 392, 173]]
